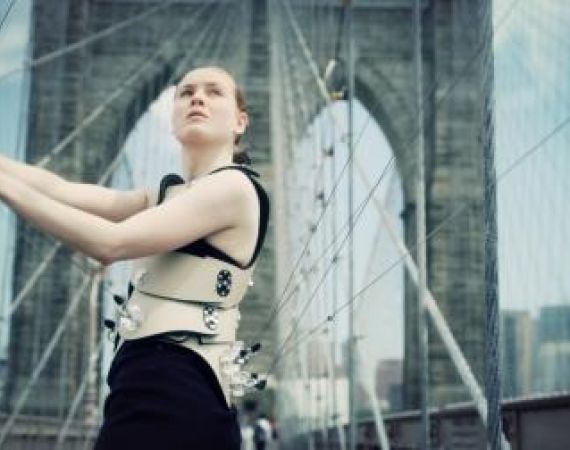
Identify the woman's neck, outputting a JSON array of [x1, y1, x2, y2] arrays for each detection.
[[182, 145, 235, 183]]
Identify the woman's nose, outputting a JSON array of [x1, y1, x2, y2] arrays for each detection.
[[191, 90, 205, 105]]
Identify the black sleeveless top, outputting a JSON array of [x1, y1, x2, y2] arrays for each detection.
[[100, 168, 266, 447], [157, 165, 270, 269], [126, 165, 269, 301]]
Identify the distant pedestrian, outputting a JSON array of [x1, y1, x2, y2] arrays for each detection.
[[253, 414, 272, 450]]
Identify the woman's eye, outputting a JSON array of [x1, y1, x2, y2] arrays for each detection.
[[209, 88, 222, 95]]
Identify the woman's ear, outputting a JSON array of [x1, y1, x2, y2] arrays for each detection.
[[236, 111, 249, 135]]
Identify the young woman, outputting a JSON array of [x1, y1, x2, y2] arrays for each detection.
[[0, 66, 270, 449]]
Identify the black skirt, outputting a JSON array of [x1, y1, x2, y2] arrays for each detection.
[[94, 337, 242, 450]]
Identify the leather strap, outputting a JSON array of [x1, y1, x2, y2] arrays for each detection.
[[119, 292, 240, 342], [131, 252, 253, 309]]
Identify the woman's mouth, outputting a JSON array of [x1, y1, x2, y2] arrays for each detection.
[[188, 110, 208, 120]]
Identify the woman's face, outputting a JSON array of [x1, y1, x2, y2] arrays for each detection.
[[172, 67, 247, 148]]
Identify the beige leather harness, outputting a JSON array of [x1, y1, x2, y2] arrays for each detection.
[[115, 252, 255, 406], [110, 167, 266, 407]]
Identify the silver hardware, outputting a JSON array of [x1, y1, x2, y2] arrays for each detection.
[[112, 292, 143, 334], [117, 303, 143, 333], [220, 341, 266, 397], [244, 373, 267, 390], [229, 371, 249, 397], [203, 305, 219, 331]]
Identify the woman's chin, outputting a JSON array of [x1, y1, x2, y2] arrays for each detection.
[[177, 130, 215, 147]]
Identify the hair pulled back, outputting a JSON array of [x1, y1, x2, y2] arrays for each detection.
[[231, 77, 252, 166]]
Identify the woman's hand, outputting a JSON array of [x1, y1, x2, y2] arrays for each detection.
[[0, 153, 149, 221]]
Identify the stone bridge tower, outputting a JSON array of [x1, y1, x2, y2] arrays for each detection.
[[4, 0, 490, 414]]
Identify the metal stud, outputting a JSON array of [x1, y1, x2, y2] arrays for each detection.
[[216, 269, 232, 297], [116, 303, 143, 334], [203, 305, 219, 331]]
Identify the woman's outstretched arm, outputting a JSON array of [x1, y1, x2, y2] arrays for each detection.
[[0, 154, 149, 221], [0, 168, 256, 266]]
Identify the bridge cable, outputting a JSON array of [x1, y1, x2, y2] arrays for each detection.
[[1, 5, 232, 441], [250, 0, 522, 346], [34, 3, 213, 169], [333, 1, 346, 63], [0, 2, 174, 82], [54, 335, 105, 449], [0, 274, 94, 447], [263, 0, 525, 430], [0, 0, 17, 34], [268, 101, 570, 434], [479, 0, 505, 448], [321, 3, 345, 444], [412, 0, 430, 448], [6, 0, 229, 320], [267, 156, 395, 376], [253, 0, 351, 341]]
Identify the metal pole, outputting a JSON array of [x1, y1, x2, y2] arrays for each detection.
[[346, 1, 357, 449], [317, 130, 329, 448], [84, 268, 102, 426], [479, 1, 505, 449], [330, 138, 345, 450], [413, 0, 430, 449]]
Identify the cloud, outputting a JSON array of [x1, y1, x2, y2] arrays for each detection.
[[0, 18, 30, 75], [0, 19, 30, 53]]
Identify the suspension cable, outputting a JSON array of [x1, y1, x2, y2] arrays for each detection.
[[1, 5, 233, 444], [265, 0, 524, 380], [333, 1, 346, 64], [292, 160, 396, 302], [9, 14, 234, 420], [6, 1, 227, 319], [0, 2, 173, 81], [268, 106, 570, 430], [8, 124, 141, 318], [251, 0, 522, 344], [0, 273, 94, 446], [254, 1, 349, 340], [54, 335, 105, 449], [34, 4, 213, 169], [256, 0, 395, 341], [0, 0, 17, 33], [162, 1, 231, 86], [204, 6, 234, 66], [267, 155, 396, 375]]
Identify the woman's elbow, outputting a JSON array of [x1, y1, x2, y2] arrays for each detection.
[[94, 240, 126, 266], [92, 249, 116, 267], [96, 253, 115, 267]]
